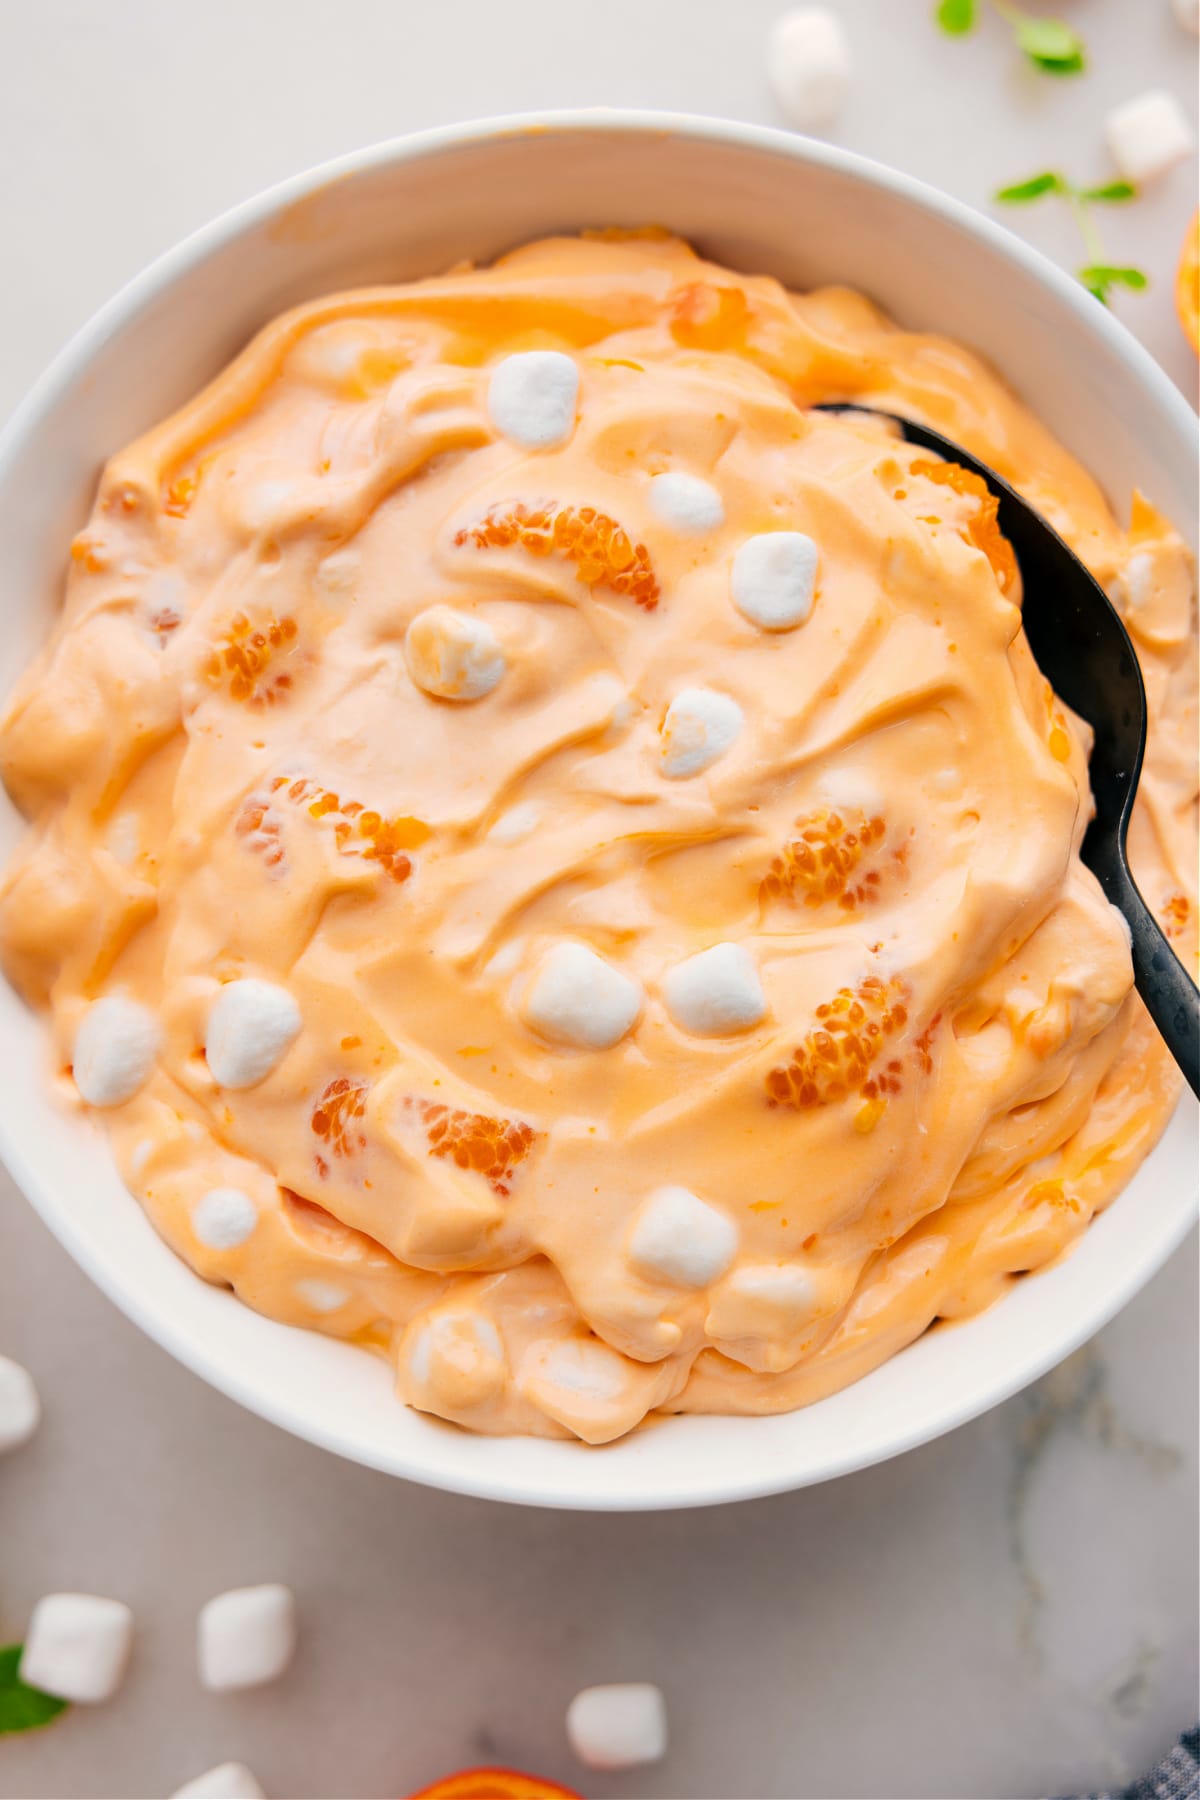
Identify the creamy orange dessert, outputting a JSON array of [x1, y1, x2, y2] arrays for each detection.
[[1, 235, 1195, 1444]]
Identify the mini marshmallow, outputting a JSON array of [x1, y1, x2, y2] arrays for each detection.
[[104, 813, 139, 866], [20, 1593, 134, 1703], [566, 1683, 668, 1771], [294, 1279, 350, 1313], [192, 1188, 258, 1251], [659, 688, 744, 779], [766, 8, 851, 132], [727, 1262, 816, 1321], [409, 1311, 506, 1409], [629, 1187, 738, 1288], [663, 943, 767, 1036], [488, 801, 541, 844], [171, 1765, 266, 1800], [523, 942, 643, 1049], [732, 531, 819, 630], [0, 1355, 40, 1452], [531, 1339, 629, 1403], [205, 979, 301, 1090], [1105, 90, 1193, 184], [405, 605, 506, 701], [649, 471, 726, 534], [1173, 0, 1199, 32], [72, 996, 160, 1107], [487, 350, 579, 449], [197, 1584, 297, 1692]]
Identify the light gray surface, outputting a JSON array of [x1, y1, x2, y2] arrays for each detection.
[[0, 3, 1196, 1796]]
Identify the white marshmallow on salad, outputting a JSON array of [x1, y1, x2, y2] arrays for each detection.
[[192, 1187, 259, 1250], [487, 350, 579, 448], [0, 1355, 41, 1453], [197, 1584, 297, 1692], [1105, 90, 1193, 183], [205, 979, 301, 1090], [766, 8, 851, 132], [659, 688, 744, 779], [566, 1682, 669, 1771], [662, 942, 767, 1036], [405, 605, 506, 701], [649, 471, 725, 534], [732, 530, 819, 630], [522, 942, 643, 1049], [20, 1593, 134, 1704], [72, 996, 160, 1107], [629, 1186, 738, 1288]]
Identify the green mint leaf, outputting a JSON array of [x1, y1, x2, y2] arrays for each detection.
[[995, 171, 1065, 203], [935, 0, 977, 33], [1015, 17, 1086, 73], [0, 1646, 69, 1735], [1079, 180, 1138, 204], [1079, 264, 1149, 291]]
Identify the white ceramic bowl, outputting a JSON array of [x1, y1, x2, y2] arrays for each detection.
[[0, 113, 1195, 1510]]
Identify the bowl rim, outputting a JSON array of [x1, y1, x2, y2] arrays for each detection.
[[0, 108, 1196, 1510]]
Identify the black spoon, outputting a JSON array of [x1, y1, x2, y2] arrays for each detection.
[[815, 403, 1199, 1098]]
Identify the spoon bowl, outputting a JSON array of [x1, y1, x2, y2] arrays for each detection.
[[816, 403, 1199, 1095]]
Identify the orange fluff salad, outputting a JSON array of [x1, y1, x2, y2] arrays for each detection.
[[1, 235, 1195, 1443]]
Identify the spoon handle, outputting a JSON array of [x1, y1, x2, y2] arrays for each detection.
[[1107, 861, 1200, 1098]]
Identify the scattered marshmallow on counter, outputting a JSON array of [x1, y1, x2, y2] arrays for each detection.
[[192, 1187, 259, 1251], [1105, 90, 1193, 183], [523, 942, 643, 1049], [72, 996, 160, 1107], [0, 1355, 40, 1453], [487, 350, 579, 449], [649, 471, 726, 534], [20, 1593, 134, 1703], [629, 1187, 738, 1288], [1173, 0, 1199, 31], [732, 531, 819, 630], [197, 1584, 297, 1692], [566, 1683, 669, 1771], [171, 1765, 266, 1800], [405, 605, 506, 701], [205, 979, 302, 1090], [659, 688, 744, 779], [766, 7, 851, 132], [663, 943, 767, 1036]]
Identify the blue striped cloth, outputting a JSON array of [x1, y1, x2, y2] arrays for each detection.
[[1068, 1727, 1199, 1800]]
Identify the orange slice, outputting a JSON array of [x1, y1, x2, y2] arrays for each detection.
[[410, 1770, 582, 1800], [1176, 210, 1199, 354]]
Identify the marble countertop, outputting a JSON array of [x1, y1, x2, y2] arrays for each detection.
[[0, 3, 1195, 1796]]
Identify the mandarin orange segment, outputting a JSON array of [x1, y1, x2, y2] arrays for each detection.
[[455, 500, 660, 610], [235, 794, 286, 869], [766, 976, 910, 1111], [164, 473, 198, 518], [1177, 210, 1199, 355], [669, 281, 749, 350], [207, 613, 299, 707], [910, 459, 1018, 594], [404, 1098, 540, 1196], [269, 776, 427, 883], [409, 1770, 582, 1800], [1163, 893, 1191, 940], [311, 1075, 369, 1159], [761, 808, 889, 911]]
